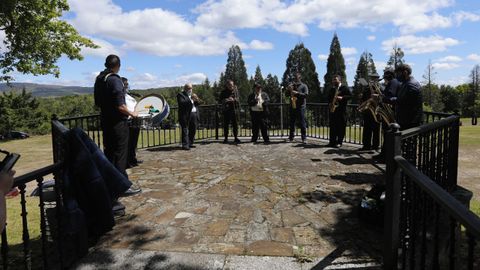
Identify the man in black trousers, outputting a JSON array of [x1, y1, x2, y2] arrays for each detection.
[[248, 83, 270, 144], [373, 68, 401, 162], [220, 80, 241, 144], [177, 83, 201, 150], [286, 73, 309, 143], [122, 77, 142, 168], [94, 54, 141, 196], [360, 72, 381, 151], [327, 75, 351, 148]]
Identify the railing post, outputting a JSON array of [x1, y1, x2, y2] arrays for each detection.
[[384, 123, 402, 270], [215, 105, 219, 140], [448, 116, 460, 190]]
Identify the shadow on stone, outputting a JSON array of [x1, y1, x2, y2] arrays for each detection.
[[147, 146, 181, 152], [329, 172, 383, 185], [332, 157, 375, 165]]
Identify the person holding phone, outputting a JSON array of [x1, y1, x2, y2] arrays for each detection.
[[0, 170, 15, 232]]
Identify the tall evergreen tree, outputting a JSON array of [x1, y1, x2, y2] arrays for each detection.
[[224, 45, 250, 102], [463, 64, 480, 116], [264, 73, 281, 103], [386, 44, 405, 70], [353, 51, 377, 103], [281, 43, 321, 102], [323, 33, 347, 101], [254, 65, 265, 87]]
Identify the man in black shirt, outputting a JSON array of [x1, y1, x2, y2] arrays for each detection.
[[395, 64, 423, 130], [122, 77, 142, 168], [94, 55, 138, 181], [327, 75, 351, 148], [360, 72, 381, 151], [219, 80, 241, 144], [286, 73, 309, 143]]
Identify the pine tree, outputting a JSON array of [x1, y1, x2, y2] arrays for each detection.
[[323, 33, 347, 101], [224, 45, 250, 102], [386, 44, 405, 70], [264, 74, 281, 103], [353, 51, 378, 103], [281, 43, 321, 102], [254, 65, 265, 87], [463, 65, 480, 116]]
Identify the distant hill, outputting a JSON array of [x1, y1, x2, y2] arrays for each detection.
[[0, 83, 93, 97]]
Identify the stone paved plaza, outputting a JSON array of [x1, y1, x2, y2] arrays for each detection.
[[76, 138, 385, 269]]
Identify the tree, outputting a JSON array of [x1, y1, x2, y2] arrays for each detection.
[[282, 43, 321, 102], [422, 60, 442, 111], [463, 65, 480, 116], [264, 73, 281, 103], [353, 51, 377, 104], [323, 33, 347, 101], [0, 88, 46, 135], [386, 44, 405, 70], [439, 85, 461, 113], [224, 45, 250, 102], [0, 0, 97, 81]]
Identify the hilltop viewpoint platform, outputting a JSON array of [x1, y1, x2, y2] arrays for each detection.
[[73, 138, 385, 269]]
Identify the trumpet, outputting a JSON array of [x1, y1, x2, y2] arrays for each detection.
[[357, 79, 395, 125]]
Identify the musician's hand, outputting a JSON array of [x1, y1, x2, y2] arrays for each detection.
[[292, 91, 298, 95], [131, 111, 139, 118], [192, 93, 199, 101], [337, 96, 343, 100], [227, 97, 234, 102], [372, 94, 379, 97]]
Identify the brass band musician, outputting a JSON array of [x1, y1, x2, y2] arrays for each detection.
[[327, 75, 351, 148]]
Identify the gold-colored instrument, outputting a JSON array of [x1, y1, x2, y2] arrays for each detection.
[[289, 84, 297, 109], [329, 86, 340, 113], [357, 79, 395, 125]]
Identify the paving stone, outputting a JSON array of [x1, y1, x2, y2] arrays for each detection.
[[246, 222, 270, 241], [205, 220, 230, 237], [282, 209, 308, 227], [271, 228, 296, 244], [245, 241, 294, 256]]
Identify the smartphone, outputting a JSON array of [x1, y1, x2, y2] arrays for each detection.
[[0, 152, 20, 173]]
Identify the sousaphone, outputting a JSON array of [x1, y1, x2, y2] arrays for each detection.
[[134, 94, 170, 128]]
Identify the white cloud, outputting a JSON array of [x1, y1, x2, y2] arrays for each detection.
[[367, 35, 376, 41], [248, 40, 274, 50], [318, 54, 329, 61], [467, 54, 480, 62], [130, 72, 207, 89], [432, 62, 460, 70], [174, 64, 183, 69], [125, 66, 136, 72], [68, 0, 269, 56], [342, 47, 357, 56], [81, 37, 121, 57], [453, 11, 480, 25], [382, 35, 460, 54], [437, 75, 469, 86], [192, 0, 463, 36], [437, 55, 462, 62]]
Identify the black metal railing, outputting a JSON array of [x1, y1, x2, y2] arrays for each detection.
[[383, 117, 480, 269], [1, 162, 64, 270]]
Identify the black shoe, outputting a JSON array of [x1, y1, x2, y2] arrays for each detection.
[[302, 139, 306, 144], [234, 138, 241, 144], [223, 139, 228, 144], [359, 146, 372, 151], [336, 143, 342, 148], [251, 139, 257, 143], [182, 146, 190, 150], [189, 145, 196, 148], [112, 201, 126, 217], [120, 186, 142, 197], [326, 143, 336, 147], [136, 160, 143, 164], [288, 138, 294, 142], [373, 153, 384, 160]]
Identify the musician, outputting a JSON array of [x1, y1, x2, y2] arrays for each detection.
[[177, 83, 201, 150], [220, 80, 241, 144], [286, 73, 309, 143], [122, 77, 142, 167], [0, 169, 15, 232], [327, 75, 351, 148], [374, 68, 401, 162], [360, 72, 380, 151], [394, 64, 423, 130], [247, 83, 270, 143], [94, 55, 141, 196]]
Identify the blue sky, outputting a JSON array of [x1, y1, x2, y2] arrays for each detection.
[[7, 0, 480, 89]]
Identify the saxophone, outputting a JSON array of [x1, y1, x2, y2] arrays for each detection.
[[329, 86, 340, 113], [358, 79, 395, 125]]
